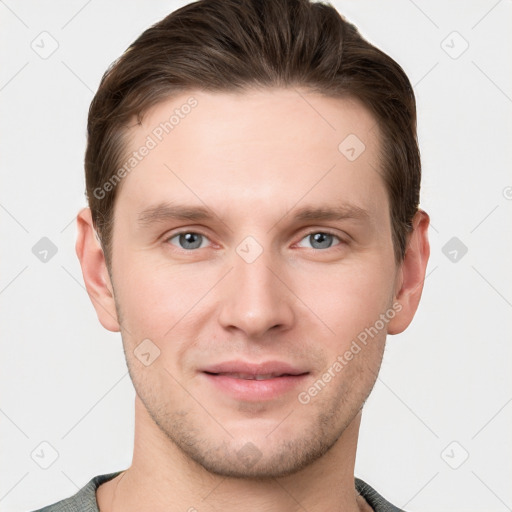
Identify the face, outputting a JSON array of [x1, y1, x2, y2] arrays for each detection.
[[101, 89, 405, 477]]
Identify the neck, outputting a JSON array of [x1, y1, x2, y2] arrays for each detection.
[[97, 397, 370, 512]]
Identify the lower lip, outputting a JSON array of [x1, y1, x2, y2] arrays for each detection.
[[202, 373, 309, 401]]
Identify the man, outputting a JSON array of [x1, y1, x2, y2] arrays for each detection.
[[32, 0, 430, 510]]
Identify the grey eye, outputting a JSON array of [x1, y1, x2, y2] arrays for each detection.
[[298, 232, 340, 250], [168, 232, 208, 250]]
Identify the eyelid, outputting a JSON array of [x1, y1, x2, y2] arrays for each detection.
[[164, 228, 211, 240]]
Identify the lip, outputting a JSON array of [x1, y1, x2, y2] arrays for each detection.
[[200, 360, 309, 401]]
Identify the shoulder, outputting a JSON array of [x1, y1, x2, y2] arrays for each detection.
[[28, 471, 123, 512], [355, 477, 406, 512]]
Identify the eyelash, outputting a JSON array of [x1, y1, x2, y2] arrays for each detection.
[[164, 229, 347, 252]]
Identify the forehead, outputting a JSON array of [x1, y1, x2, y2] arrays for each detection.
[[116, 88, 387, 225]]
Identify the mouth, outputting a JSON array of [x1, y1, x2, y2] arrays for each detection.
[[203, 371, 307, 380], [200, 361, 310, 401]]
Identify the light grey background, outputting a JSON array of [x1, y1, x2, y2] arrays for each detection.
[[1, 1, 511, 511]]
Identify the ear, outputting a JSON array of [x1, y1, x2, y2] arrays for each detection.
[[387, 209, 430, 335], [75, 207, 120, 332]]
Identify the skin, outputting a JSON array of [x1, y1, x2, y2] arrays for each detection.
[[76, 88, 430, 512]]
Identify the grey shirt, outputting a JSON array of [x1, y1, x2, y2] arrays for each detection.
[[30, 471, 405, 511]]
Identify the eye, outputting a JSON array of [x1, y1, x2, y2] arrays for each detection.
[[167, 232, 211, 250], [297, 231, 343, 250]]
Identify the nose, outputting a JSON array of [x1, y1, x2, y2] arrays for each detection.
[[217, 245, 295, 339]]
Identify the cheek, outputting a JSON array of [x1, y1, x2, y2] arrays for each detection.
[[112, 256, 205, 339], [294, 261, 394, 345], [113, 261, 208, 385]]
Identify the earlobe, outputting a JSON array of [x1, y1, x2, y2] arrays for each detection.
[[75, 207, 120, 332], [387, 209, 430, 335]]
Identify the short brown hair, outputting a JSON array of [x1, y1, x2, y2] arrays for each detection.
[[85, 0, 421, 267]]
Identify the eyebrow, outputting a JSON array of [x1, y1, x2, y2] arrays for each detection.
[[136, 202, 371, 227], [292, 204, 370, 222], [137, 203, 215, 226]]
